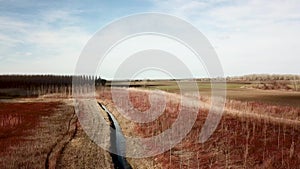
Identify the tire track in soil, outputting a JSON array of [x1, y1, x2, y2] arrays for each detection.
[[45, 110, 78, 169]]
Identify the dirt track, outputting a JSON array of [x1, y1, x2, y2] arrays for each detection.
[[46, 108, 78, 169], [0, 98, 114, 169]]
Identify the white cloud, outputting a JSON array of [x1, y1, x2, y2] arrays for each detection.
[[41, 9, 84, 24], [1, 1, 299, 76], [150, 0, 300, 75], [0, 9, 91, 74]]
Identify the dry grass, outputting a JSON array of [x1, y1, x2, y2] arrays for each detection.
[[57, 122, 113, 169], [98, 87, 300, 169], [0, 98, 114, 169], [57, 99, 113, 169], [0, 99, 73, 168]]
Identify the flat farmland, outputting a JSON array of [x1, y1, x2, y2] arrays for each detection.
[[98, 87, 300, 168], [0, 75, 299, 168], [108, 80, 300, 107], [0, 98, 113, 169]]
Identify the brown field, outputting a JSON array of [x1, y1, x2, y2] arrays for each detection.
[[107, 79, 300, 107], [0, 98, 112, 169], [0, 76, 299, 168], [98, 87, 300, 169]]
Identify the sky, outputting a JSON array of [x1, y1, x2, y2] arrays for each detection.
[[0, 0, 299, 79]]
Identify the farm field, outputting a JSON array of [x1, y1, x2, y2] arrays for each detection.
[[98, 81, 300, 168], [0, 98, 113, 169], [107, 80, 300, 107], [0, 75, 299, 168]]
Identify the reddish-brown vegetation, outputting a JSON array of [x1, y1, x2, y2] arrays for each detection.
[[0, 102, 61, 153], [154, 111, 300, 168], [0, 100, 84, 168], [99, 88, 300, 168]]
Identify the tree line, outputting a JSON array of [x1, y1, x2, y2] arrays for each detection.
[[0, 75, 107, 97], [227, 74, 300, 81]]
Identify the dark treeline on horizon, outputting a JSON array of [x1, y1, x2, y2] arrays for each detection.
[[0, 75, 107, 88], [0, 75, 107, 98]]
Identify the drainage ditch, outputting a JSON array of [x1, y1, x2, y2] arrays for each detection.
[[98, 102, 132, 169]]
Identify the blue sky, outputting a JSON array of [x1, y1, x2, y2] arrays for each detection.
[[1, 0, 300, 78]]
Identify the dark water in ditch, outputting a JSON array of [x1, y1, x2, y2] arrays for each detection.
[[98, 103, 132, 169]]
